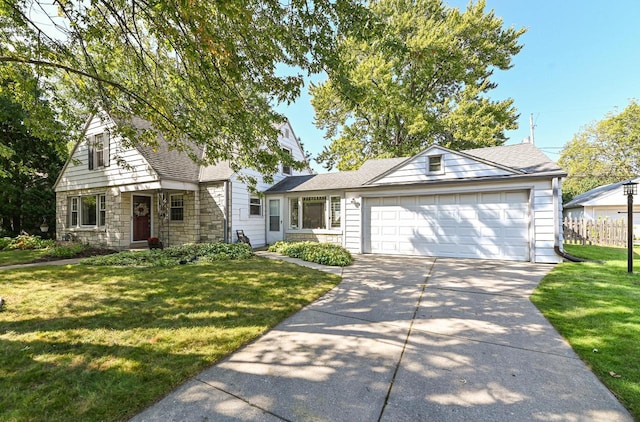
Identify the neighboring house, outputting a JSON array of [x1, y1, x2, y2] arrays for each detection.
[[265, 143, 567, 263], [563, 177, 640, 220], [54, 112, 309, 249]]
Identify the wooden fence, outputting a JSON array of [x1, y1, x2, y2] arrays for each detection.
[[563, 218, 628, 247]]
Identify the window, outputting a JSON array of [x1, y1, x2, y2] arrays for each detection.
[[428, 155, 443, 173], [302, 197, 326, 229], [282, 148, 292, 175], [70, 197, 79, 226], [289, 198, 299, 229], [69, 194, 106, 227], [170, 194, 184, 221], [249, 197, 262, 216], [88, 132, 109, 170], [330, 196, 341, 229], [99, 195, 106, 226]]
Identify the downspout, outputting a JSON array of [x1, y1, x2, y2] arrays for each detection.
[[224, 180, 231, 243], [553, 177, 592, 262]]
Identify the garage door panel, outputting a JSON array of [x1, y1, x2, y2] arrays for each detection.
[[365, 192, 530, 261]]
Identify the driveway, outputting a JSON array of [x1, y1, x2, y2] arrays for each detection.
[[131, 255, 632, 421]]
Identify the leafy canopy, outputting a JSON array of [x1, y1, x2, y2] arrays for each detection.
[[559, 101, 640, 202], [0, 0, 367, 181], [0, 64, 69, 235], [311, 0, 525, 170]]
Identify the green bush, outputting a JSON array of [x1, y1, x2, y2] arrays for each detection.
[[2, 235, 54, 250], [81, 242, 253, 267], [268, 241, 352, 266], [46, 243, 89, 258]]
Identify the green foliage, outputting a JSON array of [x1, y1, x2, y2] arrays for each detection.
[[0, 0, 368, 183], [1, 234, 54, 250], [0, 65, 70, 235], [532, 244, 640, 418], [81, 242, 253, 267], [312, 0, 525, 170], [559, 101, 640, 202], [46, 243, 89, 258], [269, 241, 353, 266], [0, 260, 341, 421]]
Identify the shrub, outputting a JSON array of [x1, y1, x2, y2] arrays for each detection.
[[81, 242, 253, 267], [2, 234, 55, 250], [46, 243, 90, 258], [268, 241, 352, 266]]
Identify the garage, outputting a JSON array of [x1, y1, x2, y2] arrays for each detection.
[[363, 190, 530, 261]]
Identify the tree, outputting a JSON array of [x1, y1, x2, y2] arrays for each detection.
[[0, 0, 367, 182], [559, 101, 640, 202], [0, 65, 70, 236], [311, 0, 525, 170]]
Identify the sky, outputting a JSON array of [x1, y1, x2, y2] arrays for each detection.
[[277, 0, 640, 173]]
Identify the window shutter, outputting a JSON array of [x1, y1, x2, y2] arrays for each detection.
[[87, 139, 94, 170], [103, 130, 110, 167]]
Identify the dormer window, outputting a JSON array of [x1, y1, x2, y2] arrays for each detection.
[[428, 155, 443, 173]]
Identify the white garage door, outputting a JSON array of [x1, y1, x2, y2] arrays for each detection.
[[364, 191, 530, 261]]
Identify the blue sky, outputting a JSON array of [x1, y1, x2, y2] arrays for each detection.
[[277, 0, 640, 173]]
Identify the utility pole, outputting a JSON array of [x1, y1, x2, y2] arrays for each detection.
[[529, 113, 535, 145]]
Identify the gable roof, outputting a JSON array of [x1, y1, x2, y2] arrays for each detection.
[[564, 177, 640, 208], [267, 143, 564, 194]]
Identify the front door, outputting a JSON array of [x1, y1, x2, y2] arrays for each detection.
[[266, 198, 283, 244], [132, 195, 152, 242]]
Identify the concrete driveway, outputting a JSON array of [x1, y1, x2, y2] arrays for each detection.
[[131, 255, 632, 422]]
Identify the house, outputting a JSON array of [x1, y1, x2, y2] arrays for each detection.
[[55, 112, 567, 263], [54, 112, 310, 249], [265, 143, 567, 263], [563, 177, 640, 220], [563, 178, 640, 238]]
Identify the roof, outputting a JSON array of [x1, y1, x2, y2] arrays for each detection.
[[267, 143, 564, 193], [464, 143, 563, 174], [266, 158, 405, 192], [564, 177, 640, 208]]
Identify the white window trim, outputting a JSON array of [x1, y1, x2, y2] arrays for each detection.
[[249, 196, 262, 217], [170, 194, 184, 222], [427, 155, 444, 175], [288, 195, 343, 232], [68, 194, 106, 228]]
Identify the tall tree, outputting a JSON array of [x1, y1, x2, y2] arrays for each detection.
[[0, 0, 367, 181], [0, 65, 70, 235], [311, 0, 525, 170], [559, 101, 640, 202]]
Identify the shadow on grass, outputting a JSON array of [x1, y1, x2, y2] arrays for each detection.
[[0, 258, 341, 421]]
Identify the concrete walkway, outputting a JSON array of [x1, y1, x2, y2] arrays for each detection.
[[131, 255, 632, 422]]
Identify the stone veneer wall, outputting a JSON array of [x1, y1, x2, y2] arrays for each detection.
[[199, 182, 226, 243], [156, 191, 199, 247], [56, 187, 129, 249], [284, 232, 343, 245]]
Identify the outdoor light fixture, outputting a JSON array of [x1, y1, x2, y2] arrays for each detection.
[[350, 198, 360, 208], [622, 180, 638, 273], [39, 217, 49, 233]]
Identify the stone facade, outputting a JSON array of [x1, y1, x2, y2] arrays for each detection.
[[284, 231, 343, 245], [155, 190, 199, 247], [199, 182, 227, 243]]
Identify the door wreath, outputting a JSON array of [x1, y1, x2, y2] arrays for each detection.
[[134, 202, 149, 217]]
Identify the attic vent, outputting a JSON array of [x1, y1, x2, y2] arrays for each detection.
[[428, 155, 443, 173]]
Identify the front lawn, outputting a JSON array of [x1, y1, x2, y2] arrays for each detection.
[[0, 248, 50, 266], [532, 244, 640, 418], [0, 258, 341, 421]]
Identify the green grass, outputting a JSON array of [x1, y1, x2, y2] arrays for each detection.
[[0, 258, 341, 421], [532, 244, 640, 418], [0, 249, 50, 266]]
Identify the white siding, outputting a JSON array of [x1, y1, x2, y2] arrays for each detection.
[[232, 124, 312, 247], [55, 114, 158, 192], [345, 178, 563, 264], [372, 148, 514, 185]]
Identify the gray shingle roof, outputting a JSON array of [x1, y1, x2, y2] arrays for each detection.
[[266, 157, 405, 192], [464, 143, 562, 174], [267, 143, 563, 193], [564, 177, 640, 208]]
